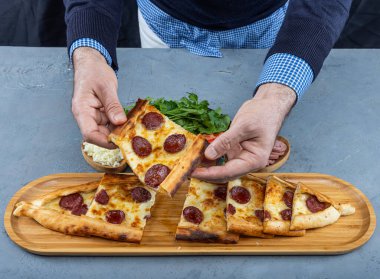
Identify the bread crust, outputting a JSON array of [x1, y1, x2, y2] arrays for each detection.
[[31, 180, 100, 206], [227, 215, 273, 238], [175, 227, 239, 244], [13, 202, 142, 243]]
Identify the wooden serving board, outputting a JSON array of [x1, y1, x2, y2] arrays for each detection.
[[4, 173, 376, 255]]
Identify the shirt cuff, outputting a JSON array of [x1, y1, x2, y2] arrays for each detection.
[[256, 53, 314, 101], [69, 38, 113, 67]]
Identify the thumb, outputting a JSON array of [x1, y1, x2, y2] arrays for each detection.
[[204, 128, 242, 160], [99, 89, 127, 126]]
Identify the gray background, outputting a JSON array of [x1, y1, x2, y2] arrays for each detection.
[[0, 47, 379, 278]]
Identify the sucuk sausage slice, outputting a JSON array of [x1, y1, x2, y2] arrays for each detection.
[[213, 186, 227, 201], [306, 196, 329, 213], [255, 209, 271, 222], [59, 193, 83, 211], [141, 112, 164, 130], [144, 164, 170, 188], [105, 210, 125, 224], [280, 209, 292, 221], [163, 134, 186, 153], [131, 187, 152, 203], [132, 136, 152, 157], [183, 206, 203, 224], [95, 189, 109, 205], [282, 191, 294, 208], [229, 186, 251, 204], [71, 204, 88, 216]]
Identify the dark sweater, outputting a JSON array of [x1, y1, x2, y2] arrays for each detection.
[[64, 0, 352, 76]]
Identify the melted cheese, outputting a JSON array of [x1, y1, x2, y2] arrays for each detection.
[[178, 179, 227, 234], [293, 192, 312, 215], [226, 177, 265, 222], [118, 105, 196, 184], [86, 182, 156, 230], [264, 178, 292, 220]]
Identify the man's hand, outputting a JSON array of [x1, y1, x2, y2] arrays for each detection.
[[192, 83, 296, 182], [71, 47, 126, 149]]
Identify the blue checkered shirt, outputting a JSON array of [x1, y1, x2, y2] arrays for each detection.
[[70, 0, 314, 100]]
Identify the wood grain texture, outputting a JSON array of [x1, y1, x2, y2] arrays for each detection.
[[4, 173, 376, 256]]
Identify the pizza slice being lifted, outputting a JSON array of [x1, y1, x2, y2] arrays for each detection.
[[290, 182, 355, 230], [175, 178, 239, 244], [263, 176, 305, 237], [13, 173, 156, 243], [226, 174, 273, 238], [109, 99, 206, 197]]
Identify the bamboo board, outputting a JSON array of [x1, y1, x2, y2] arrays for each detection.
[[4, 173, 376, 255]]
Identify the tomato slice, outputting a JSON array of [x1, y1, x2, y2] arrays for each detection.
[[203, 132, 224, 144]]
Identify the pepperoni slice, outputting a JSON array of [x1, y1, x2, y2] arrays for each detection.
[[183, 206, 203, 224], [132, 136, 152, 157], [144, 164, 170, 188], [163, 134, 186, 153], [59, 193, 83, 211], [282, 191, 294, 208], [255, 209, 271, 222], [280, 209, 292, 221], [105, 210, 125, 224], [142, 112, 164, 130], [214, 186, 227, 201], [71, 204, 88, 216], [230, 186, 251, 204], [227, 204, 236, 215], [306, 195, 329, 213], [131, 187, 152, 203], [95, 189, 109, 205]]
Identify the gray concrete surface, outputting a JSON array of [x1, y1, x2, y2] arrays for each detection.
[[0, 47, 379, 279]]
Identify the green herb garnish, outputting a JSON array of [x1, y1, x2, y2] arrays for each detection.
[[124, 93, 230, 134]]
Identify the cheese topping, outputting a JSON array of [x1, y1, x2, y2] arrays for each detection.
[[87, 183, 156, 229], [178, 179, 226, 234]]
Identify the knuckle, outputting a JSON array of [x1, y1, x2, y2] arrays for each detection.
[[104, 101, 121, 114], [218, 136, 232, 151]]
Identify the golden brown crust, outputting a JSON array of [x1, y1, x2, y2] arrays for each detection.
[[160, 134, 207, 197], [32, 180, 101, 206], [263, 220, 306, 237], [245, 174, 267, 185], [100, 173, 140, 187], [108, 99, 148, 141], [227, 215, 273, 238], [175, 227, 239, 244], [296, 182, 337, 207], [13, 202, 142, 243]]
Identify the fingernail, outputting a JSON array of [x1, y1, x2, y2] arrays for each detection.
[[206, 146, 218, 160], [113, 113, 126, 123]]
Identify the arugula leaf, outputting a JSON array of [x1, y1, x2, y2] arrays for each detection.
[[124, 93, 231, 134]]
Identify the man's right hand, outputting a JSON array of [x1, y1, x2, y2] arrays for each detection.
[[72, 47, 127, 149]]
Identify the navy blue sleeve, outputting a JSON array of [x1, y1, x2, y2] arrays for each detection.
[[267, 0, 352, 78], [63, 0, 123, 70]]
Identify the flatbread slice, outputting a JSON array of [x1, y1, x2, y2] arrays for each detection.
[[109, 99, 206, 197], [226, 174, 273, 238], [263, 176, 305, 237], [13, 174, 156, 243], [175, 178, 239, 244], [290, 182, 355, 230]]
